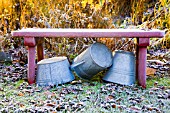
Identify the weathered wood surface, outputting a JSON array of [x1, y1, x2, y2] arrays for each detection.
[[12, 28, 165, 38]]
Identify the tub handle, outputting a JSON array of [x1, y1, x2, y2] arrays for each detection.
[[71, 60, 85, 69]]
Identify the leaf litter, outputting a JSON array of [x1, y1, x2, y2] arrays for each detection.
[[1, 75, 170, 113]]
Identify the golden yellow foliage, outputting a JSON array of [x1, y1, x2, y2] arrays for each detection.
[[0, 0, 169, 52]]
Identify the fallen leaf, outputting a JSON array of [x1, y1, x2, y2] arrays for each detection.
[[52, 111, 57, 113], [130, 106, 141, 111], [23, 89, 33, 93], [19, 103, 25, 108], [45, 103, 56, 107], [0, 87, 3, 91], [146, 67, 156, 76], [70, 80, 82, 85], [147, 60, 166, 65], [154, 81, 158, 87], [105, 95, 114, 101], [78, 102, 84, 106], [18, 92, 24, 96], [44, 91, 56, 97], [111, 103, 117, 108], [150, 87, 159, 91]]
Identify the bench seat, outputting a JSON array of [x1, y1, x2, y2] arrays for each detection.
[[12, 28, 165, 88]]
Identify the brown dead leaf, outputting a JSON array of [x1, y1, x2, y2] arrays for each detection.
[[146, 67, 156, 76], [44, 91, 56, 98], [0, 87, 3, 91], [52, 112, 57, 113], [105, 95, 114, 101], [111, 103, 117, 108], [18, 92, 24, 96], [19, 103, 25, 108], [45, 103, 56, 107]]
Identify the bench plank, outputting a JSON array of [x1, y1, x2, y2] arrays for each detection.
[[12, 28, 165, 38]]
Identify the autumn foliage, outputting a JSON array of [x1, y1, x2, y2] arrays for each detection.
[[0, 0, 169, 55]]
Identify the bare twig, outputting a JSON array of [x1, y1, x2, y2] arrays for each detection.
[[116, 38, 134, 50]]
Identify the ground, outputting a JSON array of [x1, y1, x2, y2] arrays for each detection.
[[0, 47, 170, 112]]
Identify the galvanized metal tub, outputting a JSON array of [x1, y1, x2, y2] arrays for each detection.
[[36, 57, 75, 86], [103, 50, 136, 85], [71, 42, 112, 80]]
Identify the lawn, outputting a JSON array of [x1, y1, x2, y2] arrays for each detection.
[[0, 75, 169, 113]]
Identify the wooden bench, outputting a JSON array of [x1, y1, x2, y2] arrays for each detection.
[[12, 28, 165, 88]]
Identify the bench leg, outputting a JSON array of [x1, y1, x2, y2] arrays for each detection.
[[137, 47, 147, 88], [136, 38, 150, 88], [36, 38, 44, 62], [24, 37, 36, 84], [28, 46, 36, 84]]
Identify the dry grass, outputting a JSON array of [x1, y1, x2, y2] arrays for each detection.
[[0, 0, 169, 54], [0, 78, 170, 112]]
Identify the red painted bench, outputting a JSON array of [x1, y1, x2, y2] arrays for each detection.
[[12, 28, 165, 88]]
